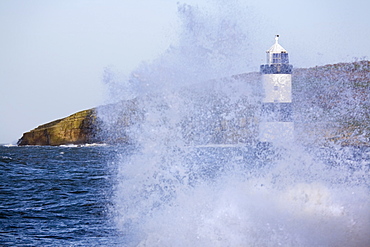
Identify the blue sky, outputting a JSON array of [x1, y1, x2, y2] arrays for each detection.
[[1, 0, 369, 144]]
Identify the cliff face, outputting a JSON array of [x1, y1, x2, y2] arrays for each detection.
[[17, 109, 100, 146]]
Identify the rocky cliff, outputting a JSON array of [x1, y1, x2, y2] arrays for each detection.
[[293, 60, 370, 146], [17, 61, 370, 146], [17, 109, 101, 146]]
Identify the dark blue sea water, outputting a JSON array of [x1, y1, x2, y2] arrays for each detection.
[[0, 145, 126, 246], [1, 144, 369, 246]]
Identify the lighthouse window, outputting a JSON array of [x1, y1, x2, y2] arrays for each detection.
[[281, 53, 289, 64], [271, 53, 289, 64], [272, 53, 281, 64]]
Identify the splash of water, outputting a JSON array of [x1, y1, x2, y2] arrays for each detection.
[[98, 2, 370, 246]]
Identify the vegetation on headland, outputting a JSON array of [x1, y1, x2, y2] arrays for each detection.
[[17, 61, 370, 146]]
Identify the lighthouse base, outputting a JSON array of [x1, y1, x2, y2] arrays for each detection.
[[259, 122, 294, 145]]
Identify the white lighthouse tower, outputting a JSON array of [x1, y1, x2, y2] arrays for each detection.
[[259, 35, 294, 145]]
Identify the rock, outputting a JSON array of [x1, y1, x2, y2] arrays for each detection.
[[17, 109, 101, 146]]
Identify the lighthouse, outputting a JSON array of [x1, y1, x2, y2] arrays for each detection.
[[259, 35, 294, 145]]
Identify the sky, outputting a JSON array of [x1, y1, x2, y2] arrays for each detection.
[[1, 0, 369, 144]]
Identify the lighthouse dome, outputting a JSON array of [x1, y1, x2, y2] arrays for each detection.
[[266, 35, 289, 65]]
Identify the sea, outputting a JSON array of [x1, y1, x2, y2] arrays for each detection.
[[1, 144, 369, 246], [0, 145, 128, 246]]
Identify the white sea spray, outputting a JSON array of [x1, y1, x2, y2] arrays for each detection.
[[98, 2, 370, 246]]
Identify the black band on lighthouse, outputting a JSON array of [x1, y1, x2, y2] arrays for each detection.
[[260, 64, 293, 74]]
